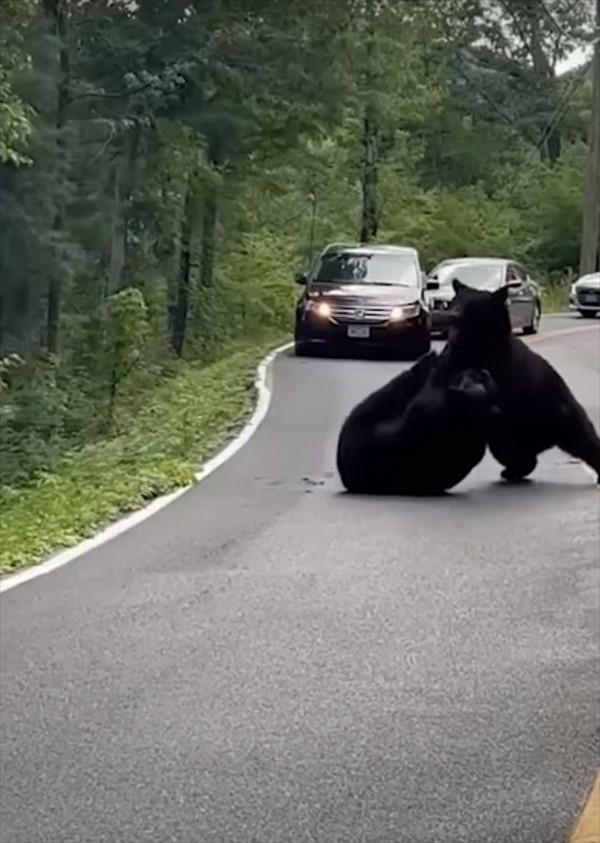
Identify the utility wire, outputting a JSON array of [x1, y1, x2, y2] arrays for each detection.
[[537, 56, 592, 150]]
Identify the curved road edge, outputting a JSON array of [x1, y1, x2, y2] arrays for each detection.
[[1, 322, 598, 595], [0, 341, 294, 595]]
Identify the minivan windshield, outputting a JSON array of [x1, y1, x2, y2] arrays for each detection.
[[430, 261, 504, 290], [314, 252, 419, 287]]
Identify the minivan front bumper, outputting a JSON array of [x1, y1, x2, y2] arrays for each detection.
[[295, 308, 430, 355]]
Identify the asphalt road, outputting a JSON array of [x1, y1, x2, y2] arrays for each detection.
[[1, 314, 599, 843]]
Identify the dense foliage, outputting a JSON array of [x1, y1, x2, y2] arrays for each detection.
[[0, 0, 596, 494]]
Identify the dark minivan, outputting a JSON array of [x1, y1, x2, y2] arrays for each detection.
[[294, 244, 431, 358]]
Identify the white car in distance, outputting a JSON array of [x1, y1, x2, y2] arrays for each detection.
[[570, 271, 600, 318]]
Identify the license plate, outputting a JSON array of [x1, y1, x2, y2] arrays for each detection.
[[347, 325, 370, 338], [581, 294, 598, 304]]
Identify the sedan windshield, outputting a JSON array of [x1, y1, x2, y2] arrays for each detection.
[[314, 252, 419, 287], [430, 262, 504, 290]]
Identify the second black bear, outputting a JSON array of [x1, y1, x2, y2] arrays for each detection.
[[336, 351, 495, 495], [442, 279, 600, 483]]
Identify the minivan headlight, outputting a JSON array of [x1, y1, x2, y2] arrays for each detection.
[[390, 303, 420, 321], [306, 300, 331, 318]]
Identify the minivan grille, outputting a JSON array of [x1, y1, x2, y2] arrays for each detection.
[[324, 298, 395, 323]]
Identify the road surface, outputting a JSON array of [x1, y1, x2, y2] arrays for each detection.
[[1, 315, 599, 843]]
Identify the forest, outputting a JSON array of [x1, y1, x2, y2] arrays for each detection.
[[0, 0, 596, 569]]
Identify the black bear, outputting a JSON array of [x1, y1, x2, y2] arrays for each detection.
[[442, 279, 600, 483], [336, 350, 495, 495]]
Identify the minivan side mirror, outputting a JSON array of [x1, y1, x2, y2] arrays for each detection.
[[294, 271, 308, 285], [506, 279, 522, 289], [425, 280, 440, 291]]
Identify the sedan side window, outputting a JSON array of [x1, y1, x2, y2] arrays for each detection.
[[507, 265, 525, 283]]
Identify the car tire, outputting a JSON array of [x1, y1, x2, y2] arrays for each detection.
[[522, 302, 541, 336], [295, 340, 318, 357], [578, 310, 599, 319], [409, 334, 432, 359]]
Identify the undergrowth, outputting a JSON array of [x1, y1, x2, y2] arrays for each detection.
[[541, 280, 571, 313], [0, 334, 286, 573]]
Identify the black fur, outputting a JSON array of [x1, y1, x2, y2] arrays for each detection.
[[442, 279, 600, 483], [336, 351, 495, 495]]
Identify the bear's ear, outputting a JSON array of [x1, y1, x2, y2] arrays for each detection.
[[452, 277, 468, 295], [492, 285, 509, 305]]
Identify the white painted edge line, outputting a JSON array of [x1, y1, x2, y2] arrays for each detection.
[[0, 341, 294, 594], [528, 324, 599, 345]]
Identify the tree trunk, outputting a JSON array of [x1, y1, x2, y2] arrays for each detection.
[[526, 3, 561, 164], [106, 160, 124, 296], [170, 176, 194, 357], [579, 0, 600, 275], [44, 0, 70, 355], [199, 175, 218, 294], [107, 365, 118, 428], [194, 144, 221, 355], [122, 120, 142, 274], [359, 0, 379, 244], [360, 101, 380, 243]]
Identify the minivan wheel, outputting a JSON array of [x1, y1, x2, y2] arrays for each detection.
[[409, 334, 432, 359], [523, 302, 541, 336], [295, 340, 315, 357]]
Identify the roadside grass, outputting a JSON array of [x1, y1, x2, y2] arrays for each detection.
[[541, 284, 570, 313], [0, 334, 287, 574]]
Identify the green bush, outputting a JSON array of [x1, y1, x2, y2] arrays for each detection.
[[0, 355, 69, 487], [0, 335, 286, 572]]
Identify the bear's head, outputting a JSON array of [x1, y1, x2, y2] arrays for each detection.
[[446, 278, 511, 364], [447, 367, 496, 417]]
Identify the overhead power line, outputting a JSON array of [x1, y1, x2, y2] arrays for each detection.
[[537, 56, 593, 151]]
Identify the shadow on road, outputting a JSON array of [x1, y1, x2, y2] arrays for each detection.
[[334, 478, 596, 505]]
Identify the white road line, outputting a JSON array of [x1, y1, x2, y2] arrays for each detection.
[[528, 325, 599, 345], [2, 324, 598, 594], [0, 342, 294, 594]]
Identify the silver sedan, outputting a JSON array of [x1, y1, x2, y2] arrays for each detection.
[[425, 257, 542, 336], [569, 271, 600, 318]]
